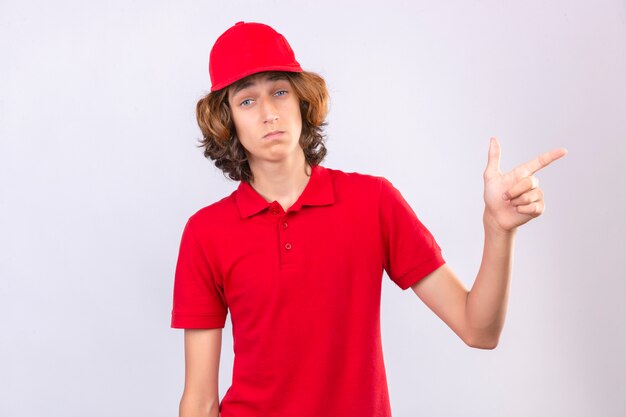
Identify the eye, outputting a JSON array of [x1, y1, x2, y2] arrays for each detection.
[[239, 90, 287, 107]]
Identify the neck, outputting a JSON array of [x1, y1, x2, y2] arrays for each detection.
[[247, 152, 312, 209]]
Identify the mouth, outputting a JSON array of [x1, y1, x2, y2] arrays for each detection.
[[263, 130, 285, 139]]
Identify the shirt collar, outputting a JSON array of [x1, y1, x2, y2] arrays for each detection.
[[235, 164, 335, 218]]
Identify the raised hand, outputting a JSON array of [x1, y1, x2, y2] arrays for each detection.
[[482, 137, 568, 233]]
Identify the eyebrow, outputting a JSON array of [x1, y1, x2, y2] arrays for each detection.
[[232, 74, 289, 96]]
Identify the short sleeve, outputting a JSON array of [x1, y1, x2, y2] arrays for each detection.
[[378, 177, 446, 290], [170, 217, 228, 328]]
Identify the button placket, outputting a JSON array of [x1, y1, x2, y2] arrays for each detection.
[[278, 212, 295, 264]]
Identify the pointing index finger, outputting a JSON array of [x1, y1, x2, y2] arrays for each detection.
[[512, 147, 568, 178]]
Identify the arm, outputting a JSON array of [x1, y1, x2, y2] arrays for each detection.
[[410, 212, 515, 349], [411, 138, 566, 349], [465, 213, 516, 347], [179, 328, 223, 417]]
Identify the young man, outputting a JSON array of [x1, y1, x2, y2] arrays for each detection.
[[171, 21, 568, 417]]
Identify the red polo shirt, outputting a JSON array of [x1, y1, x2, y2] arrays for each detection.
[[171, 164, 446, 417]]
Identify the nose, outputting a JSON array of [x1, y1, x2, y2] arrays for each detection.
[[261, 98, 279, 123]]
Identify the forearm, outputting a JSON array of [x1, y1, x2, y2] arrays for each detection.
[[465, 210, 517, 348], [179, 394, 220, 417]]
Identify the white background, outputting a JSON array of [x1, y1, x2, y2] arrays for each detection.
[[1, 0, 625, 416]]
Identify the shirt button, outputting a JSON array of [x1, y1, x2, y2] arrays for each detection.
[[282, 222, 288, 229], [285, 242, 292, 250]]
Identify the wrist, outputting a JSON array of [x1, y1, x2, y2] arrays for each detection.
[[483, 210, 517, 237]]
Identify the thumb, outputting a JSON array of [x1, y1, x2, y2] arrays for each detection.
[[484, 137, 501, 179]]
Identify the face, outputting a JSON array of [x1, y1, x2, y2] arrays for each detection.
[[227, 72, 303, 167]]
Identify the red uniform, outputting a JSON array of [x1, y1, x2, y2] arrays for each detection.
[[171, 164, 446, 417]]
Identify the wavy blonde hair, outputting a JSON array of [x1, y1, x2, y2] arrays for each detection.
[[195, 70, 330, 182]]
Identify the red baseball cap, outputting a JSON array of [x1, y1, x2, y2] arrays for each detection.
[[208, 21, 303, 92]]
